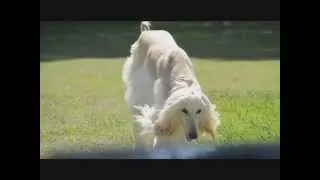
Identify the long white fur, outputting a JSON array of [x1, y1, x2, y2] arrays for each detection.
[[122, 21, 221, 150]]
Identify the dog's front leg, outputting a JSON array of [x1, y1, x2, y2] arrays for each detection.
[[153, 134, 187, 149], [153, 136, 172, 149]]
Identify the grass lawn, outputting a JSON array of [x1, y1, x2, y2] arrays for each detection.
[[40, 58, 280, 158]]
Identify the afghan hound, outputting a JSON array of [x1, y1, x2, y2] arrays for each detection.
[[122, 21, 221, 150]]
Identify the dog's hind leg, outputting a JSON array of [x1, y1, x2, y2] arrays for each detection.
[[125, 64, 155, 150], [126, 43, 149, 80]]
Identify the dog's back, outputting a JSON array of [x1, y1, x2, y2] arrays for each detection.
[[124, 22, 183, 84], [139, 30, 177, 47], [138, 21, 179, 50]]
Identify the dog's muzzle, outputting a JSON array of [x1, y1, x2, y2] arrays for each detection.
[[186, 130, 198, 141], [184, 117, 198, 141]]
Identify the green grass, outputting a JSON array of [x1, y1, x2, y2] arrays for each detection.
[[40, 58, 280, 158]]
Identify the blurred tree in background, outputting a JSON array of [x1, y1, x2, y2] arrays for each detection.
[[40, 21, 280, 61]]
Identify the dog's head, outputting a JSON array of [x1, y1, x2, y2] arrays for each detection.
[[155, 85, 221, 142]]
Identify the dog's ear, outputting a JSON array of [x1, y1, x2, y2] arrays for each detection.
[[154, 122, 174, 136], [154, 107, 180, 136], [199, 104, 220, 139], [199, 117, 217, 138]]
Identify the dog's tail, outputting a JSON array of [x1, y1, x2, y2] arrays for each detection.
[[140, 21, 151, 32], [134, 105, 157, 138]]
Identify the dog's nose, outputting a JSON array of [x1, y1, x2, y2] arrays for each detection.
[[187, 132, 198, 140]]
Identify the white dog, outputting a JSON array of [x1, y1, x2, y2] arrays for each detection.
[[122, 21, 221, 150]]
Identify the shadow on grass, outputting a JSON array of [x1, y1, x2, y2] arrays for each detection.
[[40, 21, 280, 62]]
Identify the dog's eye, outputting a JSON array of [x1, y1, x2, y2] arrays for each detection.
[[182, 108, 188, 114], [196, 109, 202, 114]]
